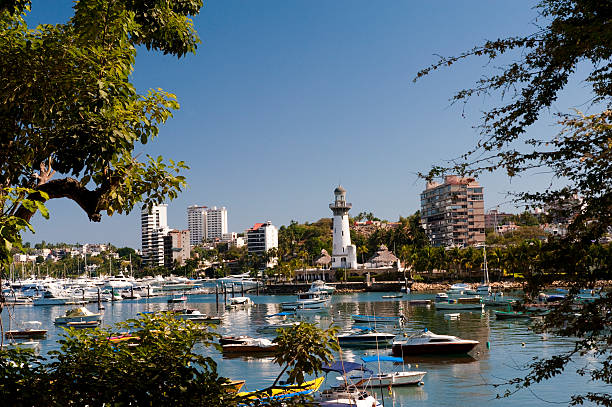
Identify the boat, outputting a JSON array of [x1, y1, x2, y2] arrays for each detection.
[[5, 321, 47, 339], [237, 377, 324, 403], [104, 273, 134, 289], [280, 292, 330, 311], [434, 297, 484, 310], [476, 244, 491, 295], [309, 280, 335, 295], [3, 340, 41, 352], [447, 283, 470, 295], [219, 335, 252, 345], [167, 295, 187, 304], [351, 314, 405, 325], [337, 355, 426, 387], [222, 379, 246, 393], [337, 326, 396, 347], [32, 288, 72, 306], [391, 329, 479, 356], [319, 361, 382, 407], [382, 294, 403, 299], [67, 320, 100, 329], [494, 310, 531, 320], [407, 299, 431, 306], [444, 313, 460, 320], [435, 292, 449, 302], [226, 296, 253, 308], [54, 307, 103, 325], [221, 337, 278, 355], [174, 308, 221, 324]]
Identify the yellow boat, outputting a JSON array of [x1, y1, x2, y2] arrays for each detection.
[[237, 377, 324, 402], [223, 380, 246, 393]]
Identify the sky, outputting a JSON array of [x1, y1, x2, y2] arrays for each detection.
[[22, 1, 592, 248]]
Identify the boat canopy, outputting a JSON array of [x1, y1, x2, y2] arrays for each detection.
[[267, 312, 295, 317], [352, 326, 375, 331], [322, 361, 371, 374], [361, 355, 403, 364]]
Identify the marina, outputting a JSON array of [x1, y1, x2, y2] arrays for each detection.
[[0, 287, 605, 405]]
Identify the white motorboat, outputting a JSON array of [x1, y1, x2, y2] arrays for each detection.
[[391, 329, 479, 356], [308, 280, 335, 295], [33, 289, 72, 306], [337, 355, 426, 387], [54, 307, 103, 325], [104, 273, 134, 289], [257, 321, 300, 333], [337, 327, 396, 347], [174, 309, 221, 324], [435, 292, 449, 302], [447, 283, 470, 295], [281, 292, 330, 311], [226, 296, 253, 307], [319, 361, 382, 407]]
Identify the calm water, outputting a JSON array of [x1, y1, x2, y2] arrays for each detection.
[[1, 292, 601, 406]]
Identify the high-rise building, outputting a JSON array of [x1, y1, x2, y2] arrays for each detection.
[[141, 204, 170, 267], [187, 205, 208, 245], [329, 186, 358, 269], [420, 176, 485, 247], [164, 229, 191, 268], [246, 221, 278, 255], [206, 206, 227, 240]]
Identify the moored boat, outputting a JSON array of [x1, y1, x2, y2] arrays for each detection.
[[319, 362, 382, 407], [5, 321, 47, 339], [237, 377, 324, 403], [337, 326, 395, 347], [221, 337, 278, 355], [337, 355, 426, 387], [54, 307, 103, 325], [281, 292, 330, 311], [174, 308, 221, 324], [494, 310, 531, 320], [391, 329, 479, 356], [226, 296, 253, 308], [434, 297, 484, 310]]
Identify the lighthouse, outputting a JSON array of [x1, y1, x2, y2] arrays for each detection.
[[329, 186, 358, 269]]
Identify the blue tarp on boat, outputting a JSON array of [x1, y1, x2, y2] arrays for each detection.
[[361, 355, 403, 364], [322, 361, 370, 374]]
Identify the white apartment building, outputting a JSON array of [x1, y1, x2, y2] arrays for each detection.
[[206, 206, 227, 240], [187, 205, 228, 243], [141, 204, 170, 267], [187, 205, 208, 245], [246, 221, 278, 255]]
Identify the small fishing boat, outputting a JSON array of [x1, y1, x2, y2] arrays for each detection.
[[222, 379, 246, 393], [337, 355, 427, 387], [237, 377, 324, 402], [54, 307, 103, 325], [5, 321, 47, 339], [174, 308, 221, 324], [108, 334, 138, 344], [494, 310, 531, 320], [226, 296, 253, 308], [221, 337, 278, 355], [167, 295, 187, 304], [447, 283, 470, 295], [351, 314, 404, 325], [391, 329, 479, 356], [382, 294, 403, 299], [281, 292, 330, 311], [309, 280, 335, 294], [3, 340, 41, 352], [219, 335, 252, 345], [435, 292, 449, 302], [444, 313, 460, 320], [337, 326, 396, 347]]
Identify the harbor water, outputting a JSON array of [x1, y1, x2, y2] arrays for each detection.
[[1, 291, 602, 406]]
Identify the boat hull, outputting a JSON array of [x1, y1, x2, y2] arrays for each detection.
[[5, 330, 47, 339], [54, 314, 102, 325], [391, 341, 478, 356], [351, 315, 402, 324]]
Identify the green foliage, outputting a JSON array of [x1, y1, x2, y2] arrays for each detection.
[[272, 323, 339, 386], [0, 314, 238, 406], [0, 0, 202, 271], [416, 2, 612, 401]]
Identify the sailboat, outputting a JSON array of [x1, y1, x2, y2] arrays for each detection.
[[476, 244, 491, 295]]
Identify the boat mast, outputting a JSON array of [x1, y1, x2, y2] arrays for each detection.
[[482, 244, 489, 285]]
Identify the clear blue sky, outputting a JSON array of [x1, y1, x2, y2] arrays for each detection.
[[24, 1, 590, 248]]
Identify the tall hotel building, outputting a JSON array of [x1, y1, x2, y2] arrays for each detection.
[[187, 205, 228, 244], [187, 205, 208, 245], [141, 204, 170, 267], [420, 176, 485, 247]]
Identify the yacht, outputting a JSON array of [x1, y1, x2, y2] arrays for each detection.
[[54, 307, 103, 325], [104, 273, 134, 289], [391, 329, 479, 356], [447, 283, 470, 295], [308, 280, 335, 295], [32, 287, 72, 306], [280, 292, 330, 311]]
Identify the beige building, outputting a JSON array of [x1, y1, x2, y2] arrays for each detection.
[[164, 229, 191, 268], [420, 175, 485, 247]]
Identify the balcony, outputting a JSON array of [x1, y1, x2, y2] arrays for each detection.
[[329, 202, 352, 210]]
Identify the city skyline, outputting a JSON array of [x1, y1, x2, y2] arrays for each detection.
[[23, 1, 591, 248]]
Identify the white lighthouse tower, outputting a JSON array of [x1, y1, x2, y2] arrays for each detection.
[[329, 186, 358, 269]]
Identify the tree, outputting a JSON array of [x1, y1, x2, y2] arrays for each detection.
[[416, 1, 612, 404], [0, 0, 203, 272]]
